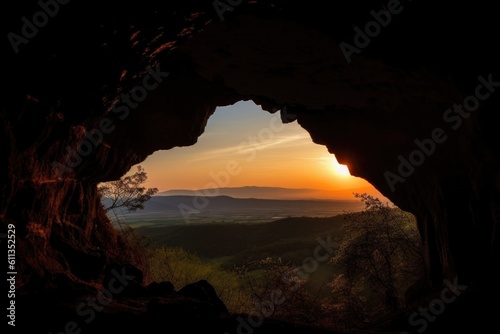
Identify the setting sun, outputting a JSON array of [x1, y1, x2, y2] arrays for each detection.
[[331, 157, 350, 176]]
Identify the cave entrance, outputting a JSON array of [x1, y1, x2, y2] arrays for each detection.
[[99, 101, 423, 330]]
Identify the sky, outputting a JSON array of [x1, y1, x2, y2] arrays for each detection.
[[134, 101, 381, 199]]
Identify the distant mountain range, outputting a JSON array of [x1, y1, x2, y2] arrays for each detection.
[[157, 186, 386, 201]]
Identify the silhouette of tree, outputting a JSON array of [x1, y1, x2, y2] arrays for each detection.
[[330, 193, 424, 320], [99, 165, 158, 213]]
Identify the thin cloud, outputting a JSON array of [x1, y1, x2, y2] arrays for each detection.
[[186, 133, 311, 162]]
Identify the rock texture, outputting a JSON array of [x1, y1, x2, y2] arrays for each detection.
[[2, 0, 500, 332]]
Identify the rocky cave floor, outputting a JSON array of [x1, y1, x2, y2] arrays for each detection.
[[14, 264, 498, 333]]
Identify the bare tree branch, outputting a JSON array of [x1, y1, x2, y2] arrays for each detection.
[[98, 165, 158, 213]]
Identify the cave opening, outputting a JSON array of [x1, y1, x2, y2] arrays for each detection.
[[97, 100, 423, 331]]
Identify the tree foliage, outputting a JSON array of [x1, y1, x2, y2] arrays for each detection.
[[236, 257, 333, 326], [98, 165, 158, 213], [330, 193, 424, 322]]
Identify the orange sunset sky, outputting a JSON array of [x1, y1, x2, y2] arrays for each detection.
[[133, 101, 384, 200]]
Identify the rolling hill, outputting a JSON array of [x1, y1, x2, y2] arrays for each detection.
[[157, 186, 387, 201], [137, 215, 347, 268]]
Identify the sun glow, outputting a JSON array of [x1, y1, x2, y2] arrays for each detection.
[[331, 157, 350, 176]]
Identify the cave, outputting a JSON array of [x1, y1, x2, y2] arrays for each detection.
[[2, 0, 500, 332]]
